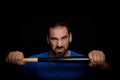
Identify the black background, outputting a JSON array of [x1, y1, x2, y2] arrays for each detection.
[[0, 11, 117, 79]]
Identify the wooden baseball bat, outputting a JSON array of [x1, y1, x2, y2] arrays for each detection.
[[22, 56, 90, 63]]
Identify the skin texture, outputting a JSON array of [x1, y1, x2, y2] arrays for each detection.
[[47, 26, 72, 57]]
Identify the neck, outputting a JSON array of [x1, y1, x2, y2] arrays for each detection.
[[50, 50, 71, 57]]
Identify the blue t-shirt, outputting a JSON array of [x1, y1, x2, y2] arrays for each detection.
[[19, 50, 94, 80]]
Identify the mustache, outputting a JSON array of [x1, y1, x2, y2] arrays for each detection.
[[56, 46, 64, 49]]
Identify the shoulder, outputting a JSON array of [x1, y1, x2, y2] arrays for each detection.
[[70, 50, 86, 56], [28, 51, 49, 58]]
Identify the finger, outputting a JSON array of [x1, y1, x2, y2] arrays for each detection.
[[89, 63, 97, 67], [8, 51, 22, 64], [88, 51, 94, 63], [93, 53, 98, 64], [99, 51, 105, 65], [7, 51, 15, 63], [11, 51, 20, 63], [14, 51, 23, 60], [14, 51, 24, 64], [18, 61, 25, 66], [90, 50, 98, 64], [90, 50, 101, 64], [94, 50, 105, 65]]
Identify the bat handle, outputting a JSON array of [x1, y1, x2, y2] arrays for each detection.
[[23, 58, 38, 62]]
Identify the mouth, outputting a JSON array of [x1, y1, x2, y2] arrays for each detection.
[[56, 48, 64, 52]]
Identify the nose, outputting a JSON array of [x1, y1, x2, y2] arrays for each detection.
[[57, 40, 62, 47]]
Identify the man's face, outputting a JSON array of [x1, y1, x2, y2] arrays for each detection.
[[47, 26, 72, 57]]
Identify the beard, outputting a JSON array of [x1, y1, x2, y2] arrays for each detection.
[[52, 46, 68, 57]]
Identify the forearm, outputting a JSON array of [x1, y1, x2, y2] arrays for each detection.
[[99, 62, 111, 71]]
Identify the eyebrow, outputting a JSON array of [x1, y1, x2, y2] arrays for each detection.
[[50, 35, 68, 39], [62, 35, 68, 38]]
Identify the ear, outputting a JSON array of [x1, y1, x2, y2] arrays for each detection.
[[70, 32, 72, 43], [47, 35, 49, 44]]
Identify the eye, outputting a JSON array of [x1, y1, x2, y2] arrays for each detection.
[[51, 38, 57, 41], [62, 36, 67, 40]]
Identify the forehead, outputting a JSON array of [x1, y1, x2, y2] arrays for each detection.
[[49, 26, 69, 36]]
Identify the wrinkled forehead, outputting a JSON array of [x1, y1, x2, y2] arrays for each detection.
[[50, 26, 68, 33], [49, 26, 69, 37]]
